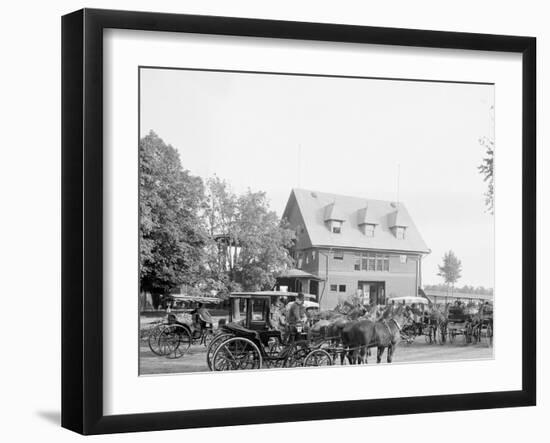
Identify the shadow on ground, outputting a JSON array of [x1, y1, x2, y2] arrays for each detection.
[[36, 410, 61, 426]]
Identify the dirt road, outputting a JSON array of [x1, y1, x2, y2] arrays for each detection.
[[139, 338, 493, 375]]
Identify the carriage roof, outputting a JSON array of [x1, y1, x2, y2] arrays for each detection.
[[387, 296, 430, 304], [229, 291, 316, 300], [169, 294, 224, 303]]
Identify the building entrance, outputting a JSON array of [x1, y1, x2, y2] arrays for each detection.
[[358, 281, 386, 305]]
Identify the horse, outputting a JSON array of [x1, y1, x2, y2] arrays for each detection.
[[425, 303, 451, 343], [341, 305, 411, 364], [308, 304, 368, 362]]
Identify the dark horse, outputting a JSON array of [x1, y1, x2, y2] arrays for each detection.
[[341, 305, 411, 364]]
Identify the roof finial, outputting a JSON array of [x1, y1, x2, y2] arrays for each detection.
[[396, 163, 401, 209], [296, 143, 302, 188]]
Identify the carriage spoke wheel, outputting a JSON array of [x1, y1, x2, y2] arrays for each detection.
[[147, 324, 167, 356], [158, 324, 191, 359], [285, 345, 309, 368], [266, 337, 284, 357], [206, 333, 233, 370], [303, 349, 333, 367], [211, 337, 262, 371], [201, 329, 215, 347]]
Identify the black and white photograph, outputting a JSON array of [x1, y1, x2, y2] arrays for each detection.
[[138, 67, 495, 375]]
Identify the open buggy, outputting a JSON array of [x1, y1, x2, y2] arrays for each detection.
[[387, 296, 441, 344], [443, 302, 477, 344], [207, 291, 331, 371], [146, 295, 220, 359]]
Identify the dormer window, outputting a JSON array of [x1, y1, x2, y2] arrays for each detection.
[[357, 206, 378, 237], [362, 223, 376, 237], [324, 202, 345, 233], [388, 209, 409, 240], [330, 220, 342, 234]]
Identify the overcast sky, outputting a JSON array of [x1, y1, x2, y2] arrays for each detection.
[[140, 68, 495, 288]]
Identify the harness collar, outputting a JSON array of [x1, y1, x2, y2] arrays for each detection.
[[390, 317, 401, 332]]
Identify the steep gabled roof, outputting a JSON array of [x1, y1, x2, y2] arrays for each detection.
[[283, 188, 430, 254]]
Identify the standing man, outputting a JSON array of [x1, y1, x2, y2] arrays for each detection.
[[287, 293, 306, 341]]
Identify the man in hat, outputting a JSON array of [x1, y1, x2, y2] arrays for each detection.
[[286, 293, 306, 341]]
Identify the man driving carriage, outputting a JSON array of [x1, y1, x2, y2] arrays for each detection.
[[191, 303, 213, 334]]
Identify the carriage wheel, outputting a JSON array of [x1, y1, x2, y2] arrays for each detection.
[[303, 349, 333, 367], [285, 344, 310, 368], [211, 337, 262, 371], [266, 337, 284, 357], [201, 329, 215, 347], [206, 333, 233, 370], [158, 324, 191, 359], [147, 323, 167, 356]]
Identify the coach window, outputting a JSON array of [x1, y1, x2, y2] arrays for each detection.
[[339, 285, 346, 292]]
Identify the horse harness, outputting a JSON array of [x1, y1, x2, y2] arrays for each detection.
[[382, 318, 402, 336]]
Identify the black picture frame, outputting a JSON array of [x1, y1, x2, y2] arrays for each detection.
[[62, 8, 536, 435]]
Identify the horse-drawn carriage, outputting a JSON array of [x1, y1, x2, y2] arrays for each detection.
[[471, 302, 493, 346], [146, 295, 220, 359], [442, 302, 477, 344], [386, 296, 441, 344], [207, 291, 332, 370]]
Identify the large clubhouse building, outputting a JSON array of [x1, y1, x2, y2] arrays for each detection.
[[281, 189, 430, 310]]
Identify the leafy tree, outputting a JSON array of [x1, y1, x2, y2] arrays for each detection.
[[204, 178, 295, 292], [437, 250, 463, 296], [139, 131, 208, 305], [478, 136, 494, 214], [236, 190, 296, 290]]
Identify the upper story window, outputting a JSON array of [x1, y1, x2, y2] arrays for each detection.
[[333, 250, 344, 260], [395, 227, 406, 239], [362, 223, 375, 237], [330, 220, 342, 233], [354, 253, 389, 272]]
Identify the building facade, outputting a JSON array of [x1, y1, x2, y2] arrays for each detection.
[[282, 189, 430, 310]]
